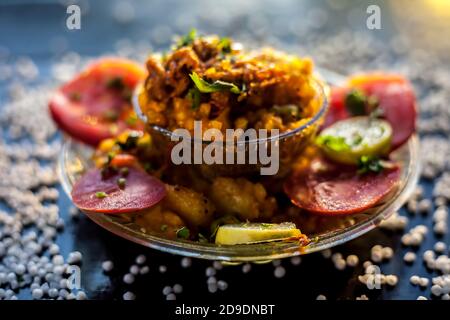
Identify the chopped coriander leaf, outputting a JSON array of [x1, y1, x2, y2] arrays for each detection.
[[95, 191, 107, 199], [117, 178, 126, 189], [107, 152, 116, 163], [189, 72, 240, 94], [103, 110, 119, 121], [218, 37, 232, 53], [125, 114, 138, 126], [116, 131, 141, 150], [358, 155, 385, 174], [160, 224, 168, 232], [345, 89, 367, 116], [186, 87, 201, 110], [316, 135, 351, 152], [106, 77, 125, 90], [176, 28, 197, 48], [143, 162, 153, 172], [272, 104, 300, 121], [176, 226, 190, 239], [120, 167, 129, 176], [70, 92, 81, 101]]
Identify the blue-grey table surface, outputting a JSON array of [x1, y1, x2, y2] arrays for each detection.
[[1, 0, 449, 300]]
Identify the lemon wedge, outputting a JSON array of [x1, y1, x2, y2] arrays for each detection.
[[215, 222, 302, 245]]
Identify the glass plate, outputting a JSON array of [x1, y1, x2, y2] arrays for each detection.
[[58, 67, 420, 262]]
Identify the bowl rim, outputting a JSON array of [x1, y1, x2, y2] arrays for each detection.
[[58, 134, 420, 262], [132, 76, 329, 145]]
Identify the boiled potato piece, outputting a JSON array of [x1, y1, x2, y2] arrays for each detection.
[[209, 177, 277, 221], [163, 185, 215, 228], [135, 205, 185, 239]]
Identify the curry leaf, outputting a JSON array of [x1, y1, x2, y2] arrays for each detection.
[[189, 72, 240, 94]]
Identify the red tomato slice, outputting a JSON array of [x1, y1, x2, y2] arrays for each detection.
[[72, 167, 166, 214], [322, 73, 417, 149], [284, 157, 401, 215], [49, 58, 146, 146], [322, 86, 349, 129]]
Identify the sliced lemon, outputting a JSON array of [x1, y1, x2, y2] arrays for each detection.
[[317, 116, 393, 165], [215, 222, 302, 245]]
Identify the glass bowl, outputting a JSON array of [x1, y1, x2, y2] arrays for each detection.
[[58, 68, 420, 262], [133, 77, 329, 179]]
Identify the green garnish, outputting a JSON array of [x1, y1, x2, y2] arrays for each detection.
[[176, 29, 197, 48], [272, 104, 300, 121], [116, 131, 141, 151], [345, 89, 367, 116], [70, 92, 81, 101], [120, 167, 129, 176], [107, 152, 116, 163], [186, 87, 201, 110], [117, 178, 126, 189], [176, 226, 190, 239], [106, 77, 125, 90], [143, 162, 153, 172], [218, 37, 232, 53], [125, 114, 138, 126], [358, 155, 385, 174], [95, 191, 107, 199], [160, 224, 168, 232], [316, 135, 351, 152], [189, 72, 241, 94], [103, 110, 119, 122], [198, 233, 209, 243]]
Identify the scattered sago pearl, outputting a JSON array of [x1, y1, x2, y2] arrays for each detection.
[[166, 293, 176, 300], [67, 251, 82, 264], [217, 280, 228, 291], [173, 284, 183, 294], [242, 263, 251, 274], [123, 273, 135, 284], [290, 256, 302, 266], [181, 257, 191, 268], [274, 266, 286, 278], [32, 288, 43, 300], [135, 254, 146, 265], [123, 291, 135, 300], [431, 284, 442, 296], [102, 260, 114, 272], [162, 286, 172, 295], [159, 265, 167, 273], [316, 294, 327, 300], [346, 255, 359, 267], [434, 241, 447, 253], [410, 275, 420, 286], [129, 265, 139, 275], [140, 266, 149, 275], [417, 296, 428, 300], [213, 261, 223, 270], [386, 275, 398, 286], [205, 267, 216, 277], [403, 252, 416, 263], [419, 277, 429, 288]]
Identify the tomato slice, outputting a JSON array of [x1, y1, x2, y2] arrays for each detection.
[[284, 157, 401, 215], [49, 58, 146, 146], [72, 167, 166, 214], [323, 73, 417, 149]]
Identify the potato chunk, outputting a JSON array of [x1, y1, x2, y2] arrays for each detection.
[[210, 177, 277, 221], [135, 205, 185, 239], [163, 185, 215, 227]]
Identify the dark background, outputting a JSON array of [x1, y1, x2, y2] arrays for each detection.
[[1, 0, 450, 301]]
